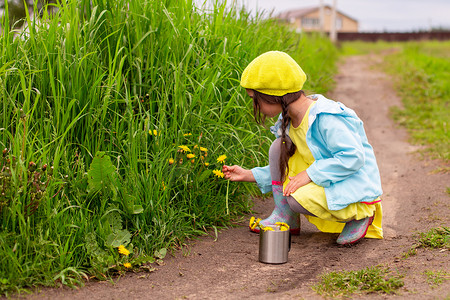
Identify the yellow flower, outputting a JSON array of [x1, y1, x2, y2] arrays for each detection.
[[183, 133, 192, 136], [178, 145, 191, 153], [204, 162, 210, 167], [216, 155, 227, 163], [168, 158, 174, 165], [200, 147, 208, 152], [212, 169, 224, 178], [249, 217, 261, 230], [118, 245, 130, 256], [275, 222, 290, 231], [262, 227, 275, 232], [186, 153, 195, 159], [124, 262, 132, 268], [162, 181, 166, 190], [149, 129, 159, 136], [191, 159, 195, 164]]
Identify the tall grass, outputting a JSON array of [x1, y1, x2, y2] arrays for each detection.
[[0, 0, 337, 294]]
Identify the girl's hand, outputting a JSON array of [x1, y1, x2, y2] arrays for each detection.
[[222, 165, 255, 182], [283, 171, 312, 196]]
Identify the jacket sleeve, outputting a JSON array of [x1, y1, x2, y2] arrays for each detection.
[[251, 165, 272, 194], [306, 114, 365, 187]]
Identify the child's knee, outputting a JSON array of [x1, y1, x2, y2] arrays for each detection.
[[269, 138, 282, 158], [287, 196, 316, 216]]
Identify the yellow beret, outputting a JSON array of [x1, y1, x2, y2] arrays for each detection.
[[240, 51, 307, 96]]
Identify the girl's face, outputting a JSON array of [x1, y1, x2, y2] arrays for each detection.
[[246, 89, 282, 118]]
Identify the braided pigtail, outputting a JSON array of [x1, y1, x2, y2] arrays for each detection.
[[279, 101, 297, 183], [251, 89, 305, 183]]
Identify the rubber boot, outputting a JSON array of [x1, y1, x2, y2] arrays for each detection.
[[249, 184, 300, 235], [336, 216, 374, 245]]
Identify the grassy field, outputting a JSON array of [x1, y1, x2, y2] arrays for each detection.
[[0, 0, 338, 295], [341, 40, 450, 163], [386, 41, 450, 162]]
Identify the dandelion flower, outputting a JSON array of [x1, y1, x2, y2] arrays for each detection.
[[168, 158, 174, 165], [216, 155, 227, 163], [149, 129, 159, 136], [212, 169, 224, 178], [275, 222, 290, 231], [200, 147, 208, 152], [178, 145, 191, 153], [183, 133, 192, 137], [249, 217, 261, 230], [118, 245, 130, 256], [204, 162, 210, 167], [262, 227, 275, 232], [186, 153, 195, 159], [191, 159, 195, 164], [124, 263, 132, 268], [249, 216, 255, 229]]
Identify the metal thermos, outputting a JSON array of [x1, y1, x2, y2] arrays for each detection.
[[258, 225, 291, 264]]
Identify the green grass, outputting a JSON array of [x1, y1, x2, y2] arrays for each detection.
[[402, 227, 449, 260], [338, 40, 401, 56], [402, 246, 418, 259], [416, 227, 450, 249], [385, 41, 450, 162], [0, 0, 338, 295], [423, 270, 450, 288], [312, 265, 404, 297]]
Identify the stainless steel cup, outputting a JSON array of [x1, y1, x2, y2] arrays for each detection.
[[258, 225, 291, 264]]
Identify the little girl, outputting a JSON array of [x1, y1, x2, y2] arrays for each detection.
[[222, 51, 383, 245]]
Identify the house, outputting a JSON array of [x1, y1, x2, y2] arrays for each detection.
[[277, 5, 358, 34]]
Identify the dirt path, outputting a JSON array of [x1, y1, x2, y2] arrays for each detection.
[[27, 54, 449, 299]]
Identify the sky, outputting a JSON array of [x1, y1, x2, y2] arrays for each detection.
[[229, 0, 450, 32]]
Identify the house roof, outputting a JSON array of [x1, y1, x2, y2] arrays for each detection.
[[277, 5, 358, 22], [277, 6, 317, 19]]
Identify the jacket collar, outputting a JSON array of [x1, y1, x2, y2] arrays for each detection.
[[308, 94, 356, 126]]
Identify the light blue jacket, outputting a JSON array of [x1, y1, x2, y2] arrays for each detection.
[[251, 94, 383, 211]]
